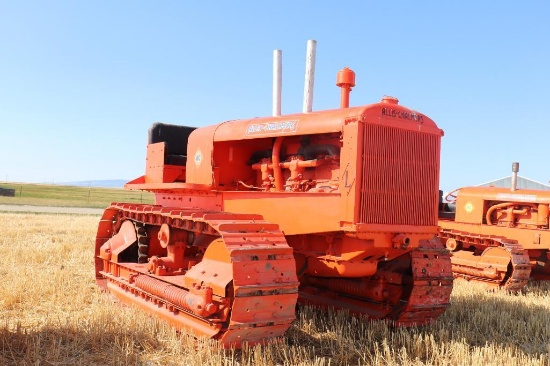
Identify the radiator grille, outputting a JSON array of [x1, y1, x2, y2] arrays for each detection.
[[359, 124, 440, 226]]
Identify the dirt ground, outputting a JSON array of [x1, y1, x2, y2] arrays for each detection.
[[0, 204, 103, 215]]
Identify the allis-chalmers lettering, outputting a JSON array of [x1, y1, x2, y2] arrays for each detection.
[[382, 108, 424, 123], [246, 120, 298, 135]]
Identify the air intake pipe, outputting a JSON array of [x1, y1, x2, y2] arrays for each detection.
[[336, 67, 355, 108]]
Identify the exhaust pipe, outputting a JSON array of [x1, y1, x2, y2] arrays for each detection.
[[511, 162, 519, 191], [302, 40, 317, 113], [272, 49, 282, 116]]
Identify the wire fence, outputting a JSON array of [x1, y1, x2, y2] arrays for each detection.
[[0, 183, 154, 208]]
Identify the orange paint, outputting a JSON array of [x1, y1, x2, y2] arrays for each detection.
[[96, 67, 452, 348], [439, 185, 550, 290]]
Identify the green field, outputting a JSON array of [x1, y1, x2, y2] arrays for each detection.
[[0, 182, 154, 208]]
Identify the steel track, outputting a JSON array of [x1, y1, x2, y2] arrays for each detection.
[[440, 229, 531, 291]]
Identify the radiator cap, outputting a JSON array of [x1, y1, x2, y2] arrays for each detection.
[[381, 96, 399, 104]]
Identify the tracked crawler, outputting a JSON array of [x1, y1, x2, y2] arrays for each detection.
[[96, 204, 298, 346], [95, 45, 452, 348], [439, 163, 550, 291]]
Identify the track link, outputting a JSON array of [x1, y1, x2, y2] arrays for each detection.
[[391, 239, 453, 325], [136, 222, 148, 264], [440, 229, 531, 291], [96, 203, 299, 348]]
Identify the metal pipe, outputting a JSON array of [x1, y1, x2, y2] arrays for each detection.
[[272, 137, 285, 191], [511, 162, 519, 191], [272, 49, 282, 116], [538, 204, 549, 227], [302, 40, 317, 113], [340, 85, 351, 108], [485, 201, 536, 225]]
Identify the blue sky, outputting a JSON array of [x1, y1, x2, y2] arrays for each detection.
[[1, 1, 549, 193]]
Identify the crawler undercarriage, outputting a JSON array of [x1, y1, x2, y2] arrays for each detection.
[[96, 204, 453, 347]]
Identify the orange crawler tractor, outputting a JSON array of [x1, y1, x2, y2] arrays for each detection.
[[95, 47, 452, 347], [439, 163, 550, 291]]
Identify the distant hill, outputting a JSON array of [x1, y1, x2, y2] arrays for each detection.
[[59, 179, 128, 188]]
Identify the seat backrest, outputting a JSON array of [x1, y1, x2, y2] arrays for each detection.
[[148, 122, 196, 157]]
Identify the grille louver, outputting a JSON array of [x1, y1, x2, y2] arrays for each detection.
[[359, 124, 440, 226]]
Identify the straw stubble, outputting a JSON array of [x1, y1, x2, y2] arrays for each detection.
[[0, 212, 548, 365]]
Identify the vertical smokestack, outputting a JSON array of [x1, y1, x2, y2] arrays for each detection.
[[272, 49, 282, 116], [302, 40, 317, 113], [511, 162, 519, 191]]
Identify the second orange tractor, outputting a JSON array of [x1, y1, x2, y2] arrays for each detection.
[[439, 163, 550, 291]]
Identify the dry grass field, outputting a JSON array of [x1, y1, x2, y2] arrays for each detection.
[[0, 211, 549, 365]]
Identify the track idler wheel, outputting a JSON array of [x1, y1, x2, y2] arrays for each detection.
[[445, 238, 461, 252]]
